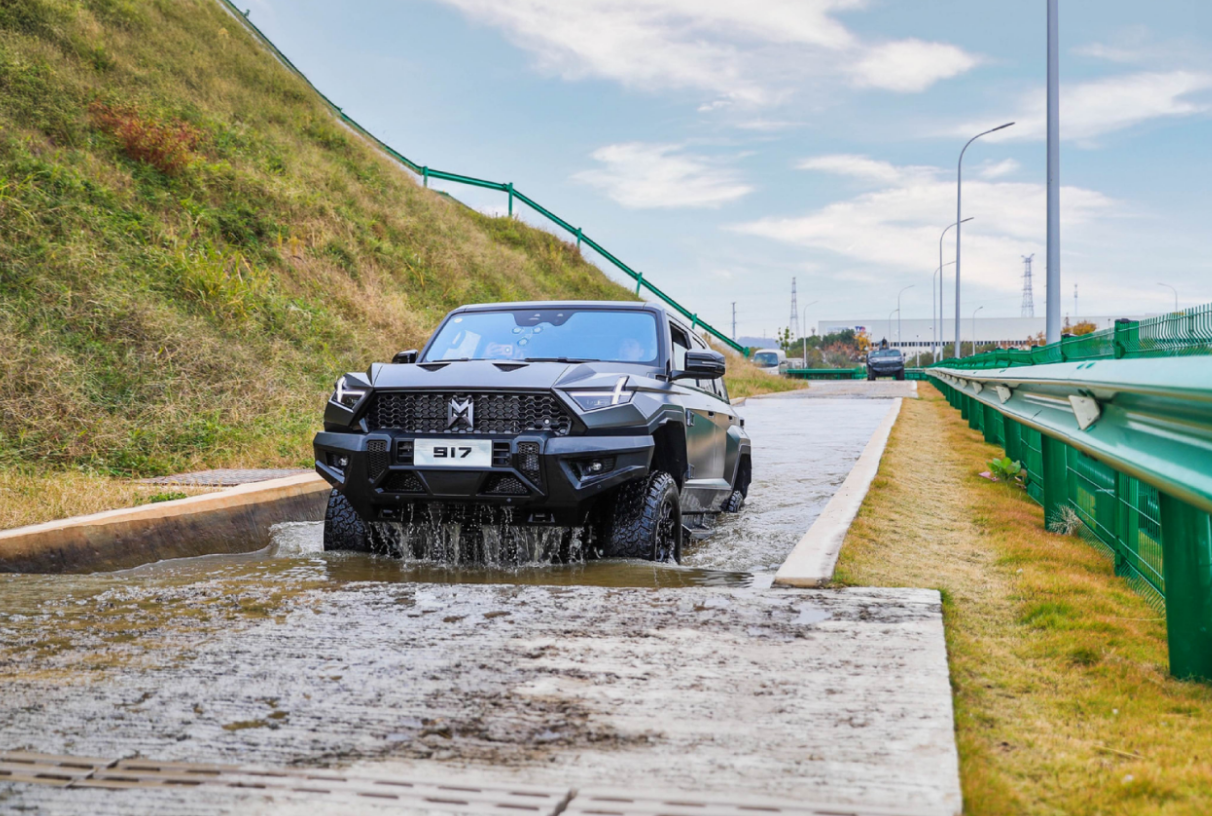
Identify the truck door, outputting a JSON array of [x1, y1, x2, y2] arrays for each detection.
[[670, 323, 729, 511]]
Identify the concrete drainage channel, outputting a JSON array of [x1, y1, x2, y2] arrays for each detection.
[[0, 384, 958, 815]]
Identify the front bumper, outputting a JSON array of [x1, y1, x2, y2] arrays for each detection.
[[868, 364, 904, 378], [314, 431, 655, 525]]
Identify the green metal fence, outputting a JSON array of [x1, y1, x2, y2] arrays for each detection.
[[938, 304, 1212, 370], [215, 0, 746, 356], [927, 319, 1212, 681]]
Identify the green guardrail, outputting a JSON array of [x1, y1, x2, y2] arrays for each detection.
[[926, 325, 1212, 681], [785, 367, 866, 380], [215, 0, 746, 357]]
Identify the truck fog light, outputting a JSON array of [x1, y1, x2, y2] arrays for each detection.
[[577, 456, 615, 478]]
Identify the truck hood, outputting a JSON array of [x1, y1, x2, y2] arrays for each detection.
[[368, 360, 657, 392]]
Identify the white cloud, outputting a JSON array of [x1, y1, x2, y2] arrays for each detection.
[[432, 0, 978, 105], [978, 159, 1020, 179], [850, 39, 980, 92], [956, 71, 1212, 144], [796, 154, 935, 185], [574, 143, 754, 209], [733, 157, 1115, 291]]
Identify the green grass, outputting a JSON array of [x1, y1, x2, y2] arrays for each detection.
[[835, 386, 1212, 815], [0, 0, 631, 483]]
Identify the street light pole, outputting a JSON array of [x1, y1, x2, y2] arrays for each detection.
[[800, 300, 820, 363], [938, 218, 972, 362], [1158, 283, 1179, 311], [971, 306, 984, 357], [897, 285, 914, 349], [932, 260, 957, 363], [955, 123, 1014, 359], [1046, 0, 1061, 344]]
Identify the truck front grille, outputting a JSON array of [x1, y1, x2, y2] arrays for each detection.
[[367, 392, 573, 436]]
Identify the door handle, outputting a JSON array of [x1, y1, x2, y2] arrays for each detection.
[[708, 411, 715, 417]]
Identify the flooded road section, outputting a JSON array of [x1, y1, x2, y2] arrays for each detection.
[[103, 395, 894, 589]]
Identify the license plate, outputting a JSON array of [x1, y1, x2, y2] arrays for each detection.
[[413, 439, 494, 468]]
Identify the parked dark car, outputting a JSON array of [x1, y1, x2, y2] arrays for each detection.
[[866, 348, 906, 380], [313, 301, 752, 563]]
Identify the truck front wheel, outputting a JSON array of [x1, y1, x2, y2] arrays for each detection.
[[323, 490, 373, 553], [603, 472, 682, 563]]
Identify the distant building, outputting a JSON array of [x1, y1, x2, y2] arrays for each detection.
[[816, 314, 1150, 352]]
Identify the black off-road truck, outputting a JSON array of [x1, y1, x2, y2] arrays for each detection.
[[313, 301, 752, 563]]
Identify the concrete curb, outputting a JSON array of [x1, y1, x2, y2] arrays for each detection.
[[774, 398, 903, 588], [0, 473, 330, 573]]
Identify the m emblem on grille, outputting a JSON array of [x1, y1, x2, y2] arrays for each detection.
[[446, 397, 475, 431]]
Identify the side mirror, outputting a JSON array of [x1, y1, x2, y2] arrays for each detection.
[[673, 349, 726, 380], [392, 349, 418, 365]]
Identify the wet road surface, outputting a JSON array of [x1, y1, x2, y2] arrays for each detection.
[[0, 392, 960, 814]]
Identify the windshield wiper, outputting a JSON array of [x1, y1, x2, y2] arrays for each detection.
[[521, 357, 591, 363]]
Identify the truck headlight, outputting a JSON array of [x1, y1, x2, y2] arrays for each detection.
[[565, 376, 633, 412], [330, 375, 368, 409]]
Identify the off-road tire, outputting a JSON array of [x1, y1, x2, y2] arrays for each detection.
[[895, 370, 906, 381], [603, 472, 682, 563], [867, 373, 875, 381], [323, 490, 372, 552], [722, 488, 745, 513]]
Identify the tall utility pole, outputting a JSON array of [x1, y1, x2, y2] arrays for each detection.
[[1021, 254, 1035, 317], [789, 278, 799, 340], [1046, 0, 1062, 343], [731, 302, 737, 340], [955, 123, 1014, 359], [1074, 283, 1079, 320]]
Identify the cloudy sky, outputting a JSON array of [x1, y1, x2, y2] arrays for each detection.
[[246, 0, 1212, 338]]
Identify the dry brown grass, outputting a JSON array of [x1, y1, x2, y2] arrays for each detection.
[[835, 384, 1212, 816], [0, 470, 218, 531]]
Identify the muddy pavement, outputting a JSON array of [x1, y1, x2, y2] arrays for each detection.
[[0, 394, 960, 812]]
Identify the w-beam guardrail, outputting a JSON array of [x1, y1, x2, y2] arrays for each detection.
[[925, 306, 1212, 682], [215, 0, 746, 357], [785, 367, 866, 380]]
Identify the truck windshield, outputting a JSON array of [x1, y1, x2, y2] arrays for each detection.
[[423, 308, 660, 364], [753, 352, 780, 367]]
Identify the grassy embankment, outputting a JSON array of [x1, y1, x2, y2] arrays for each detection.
[[835, 384, 1212, 815], [0, 0, 797, 529]]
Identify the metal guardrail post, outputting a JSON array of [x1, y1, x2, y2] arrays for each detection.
[[1041, 435, 1069, 529], [1004, 417, 1023, 464], [507, 182, 514, 217], [422, 166, 429, 188], [1158, 494, 1212, 681], [982, 403, 999, 445]]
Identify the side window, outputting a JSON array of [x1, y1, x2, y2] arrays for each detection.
[[670, 324, 689, 372], [689, 332, 717, 394]]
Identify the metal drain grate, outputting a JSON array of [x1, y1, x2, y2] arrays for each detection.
[[0, 751, 570, 814], [565, 789, 942, 816], [0, 752, 943, 816]]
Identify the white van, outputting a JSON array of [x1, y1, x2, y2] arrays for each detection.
[[751, 348, 787, 375]]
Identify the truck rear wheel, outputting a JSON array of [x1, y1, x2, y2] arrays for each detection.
[[603, 472, 682, 563], [323, 490, 373, 553]]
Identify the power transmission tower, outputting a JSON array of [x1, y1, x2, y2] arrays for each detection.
[[731, 302, 737, 340], [789, 278, 799, 340], [1020, 254, 1035, 317]]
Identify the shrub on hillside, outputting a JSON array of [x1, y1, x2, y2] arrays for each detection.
[[89, 101, 202, 174]]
